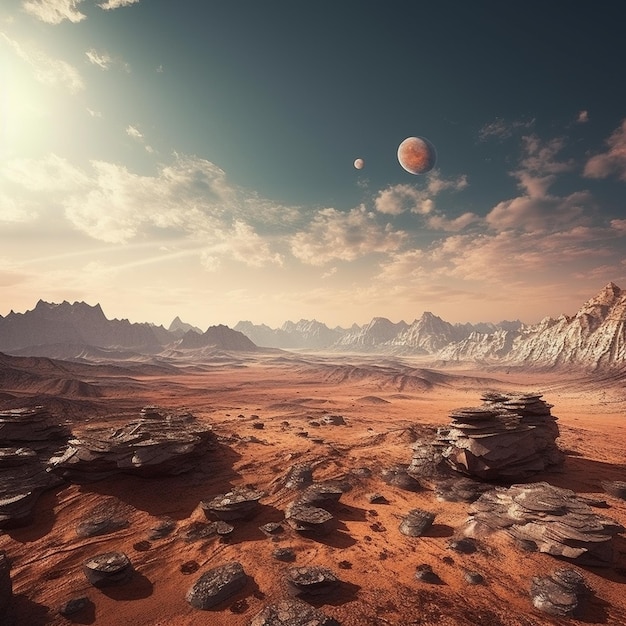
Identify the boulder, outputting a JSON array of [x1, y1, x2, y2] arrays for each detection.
[[201, 488, 264, 521], [186, 561, 247, 609], [530, 568, 586, 617], [399, 509, 436, 537], [284, 503, 335, 536], [83, 552, 133, 587], [249, 599, 340, 626], [285, 566, 339, 597]]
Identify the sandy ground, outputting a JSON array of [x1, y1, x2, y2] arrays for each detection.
[[1, 351, 625, 625]]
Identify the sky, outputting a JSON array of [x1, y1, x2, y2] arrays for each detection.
[[1, 0, 626, 330]]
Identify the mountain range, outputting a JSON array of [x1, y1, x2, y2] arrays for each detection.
[[1, 283, 625, 370]]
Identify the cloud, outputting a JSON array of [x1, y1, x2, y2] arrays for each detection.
[[374, 171, 467, 216], [2, 153, 90, 192], [426, 212, 479, 232], [126, 125, 143, 140], [86, 49, 112, 70], [485, 134, 587, 232], [289, 206, 405, 265], [1, 34, 83, 93], [478, 117, 535, 141], [21, 0, 86, 24], [577, 110, 589, 123], [584, 120, 626, 181], [0, 193, 37, 223], [98, 0, 141, 9]]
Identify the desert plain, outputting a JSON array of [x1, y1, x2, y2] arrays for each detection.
[[0, 351, 625, 625]]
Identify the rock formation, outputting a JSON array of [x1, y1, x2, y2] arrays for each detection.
[[200, 488, 265, 521], [464, 482, 624, 566], [49, 407, 213, 481], [285, 566, 340, 597], [399, 509, 436, 537], [0, 406, 69, 527], [437, 392, 563, 480]]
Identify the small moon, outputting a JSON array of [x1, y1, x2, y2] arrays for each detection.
[[397, 136, 436, 174], [354, 158, 364, 170]]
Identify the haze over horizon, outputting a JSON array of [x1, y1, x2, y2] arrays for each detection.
[[2, 1, 626, 329]]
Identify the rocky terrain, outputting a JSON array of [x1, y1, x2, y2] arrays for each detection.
[[0, 350, 624, 625]]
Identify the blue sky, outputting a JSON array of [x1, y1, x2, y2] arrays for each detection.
[[1, 0, 626, 329]]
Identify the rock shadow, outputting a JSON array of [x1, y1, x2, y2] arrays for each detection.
[[334, 504, 368, 522], [423, 524, 455, 539], [5, 486, 62, 543], [534, 456, 626, 495], [96, 571, 153, 601], [574, 588, 611, 624], [5, 594, 50, 626]]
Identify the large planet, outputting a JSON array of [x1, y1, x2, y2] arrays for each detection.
[[354, 158, 364, 170], [397, 136, 436, 174]]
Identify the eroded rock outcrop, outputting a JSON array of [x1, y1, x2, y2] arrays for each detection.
[[0, 406, 69, 527], [249, 599, 340, 625], [464, 482, 624, 566], [530, 568, 587, 617], [437, 392, 563, 480], [186, 561, 248, 610], [49, 407, 213, 481]]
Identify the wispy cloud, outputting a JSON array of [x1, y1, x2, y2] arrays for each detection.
[[478, 117, 535, 141], [86, 49, 112, 70], [1, 33, 83, 93], [577, 110, 589, 123], [98, 0, 141, 9], [584, 120, 626, 181], [22, 0, 86, 24]]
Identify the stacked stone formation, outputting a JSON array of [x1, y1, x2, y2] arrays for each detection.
[[437, 392, 564, 480], [464, 482, 625, 566], [0, 406, 69, 527], [200, 488, 265, 521], [49, 407, 214, 481]]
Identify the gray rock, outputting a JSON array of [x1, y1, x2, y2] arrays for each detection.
[[285, 566, 339, 597], [601, 480, 626, 500], [381, 466, 422, 492], [58, 596, 90, 617], [530, 568, 586, 616], [201, 487, 264, 521], [285, 503, 335, 535], [414, 564, 442, 584], [186, 561, 248, 610], [83, 552, 133, 587], [399, 509, 436, 537], [249, 599, 340, 625]]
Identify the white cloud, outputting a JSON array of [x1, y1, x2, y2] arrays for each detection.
[[22, 0, 86, 24], [577, 110, 589, 123], [584, 120, 626, 181], [1, 34, 83, 93], [2, 153, 90, 191], [375, 171, 468, 217], [0, 193, 37, 222], [290, 206, 405, 266], [426, 212, 479, 232], [126, 125, 143, 140], [86, 49, 112, 70], [98, 0, 141, 9]]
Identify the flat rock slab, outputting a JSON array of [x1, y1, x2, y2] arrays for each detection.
[[249, 599, 340, 625], [201, 488, 265, 520], [186, 561, 247, 610], [83, 552, 133, 587], [381, 467, 422, 492], [530, 568, 586, 617], [285, 503, 335, 535], [285, 566, 339, 597]]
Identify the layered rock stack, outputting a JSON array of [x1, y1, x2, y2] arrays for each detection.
[[0, 406, 69, 527], [464, 482, 624, 567], [49, 407, 214, 481], [437, 392, 564, 480]]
